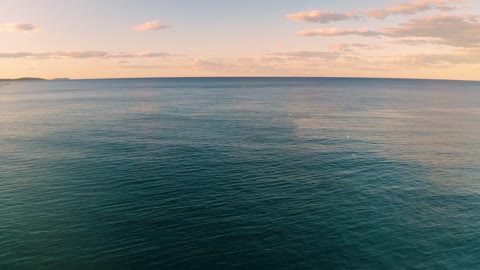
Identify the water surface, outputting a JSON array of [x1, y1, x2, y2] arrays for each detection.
[[1, 78, 480, 269]]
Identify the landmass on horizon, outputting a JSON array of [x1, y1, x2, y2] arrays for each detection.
[[0, 77, 72, 82], [0, 77, 46, 82]]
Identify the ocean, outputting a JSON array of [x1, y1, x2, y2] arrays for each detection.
[[1, 77, 479, 269]]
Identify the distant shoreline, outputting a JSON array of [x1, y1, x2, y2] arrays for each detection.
[[0, 77, 47, 82]]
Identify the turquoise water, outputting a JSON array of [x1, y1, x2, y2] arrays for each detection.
[[1, 78, 480, 269]]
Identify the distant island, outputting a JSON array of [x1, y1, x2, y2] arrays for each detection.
[[0, 77, 46, 82]]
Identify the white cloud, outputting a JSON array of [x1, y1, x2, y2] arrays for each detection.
[[0, 23, 37, 32], [134, 20, 169, 32]]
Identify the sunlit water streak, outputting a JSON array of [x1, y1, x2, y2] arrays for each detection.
[[1, 78, 480, 269]]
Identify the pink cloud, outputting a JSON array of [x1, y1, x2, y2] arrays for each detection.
[[287, 0, 467, 24], [297, 14, 480, 48], [287, 11, 356, 24], [272, 51, 339, 59], [134, 20, 169, 32], [0, 51, 174, 59], [297, 28, 382, 37], [366, 0, 465, 19], [0, 23, 37, 32], [384, 15, 480, 47], [328, 43, 383, 52]]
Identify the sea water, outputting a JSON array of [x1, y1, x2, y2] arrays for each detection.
[[1, 78, 480, 269]]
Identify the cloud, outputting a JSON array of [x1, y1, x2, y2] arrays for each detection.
[[134, 20, 169, 32], [0, 51, 174, 59], [383, 51, 480, 66], [112, 52, 173, 58], [287, 0, 466, 24], [121, 65, 169, 69], [365, 0, 464, 19], [297, 15, 480, 48], [272, 51, 338, 58], [297, 28, 382, 37], [328, 43, 384, 52], [384, 15, 480, 47], [0, 23, 37, 32], [287, 11, 356, 24], [192, 58, 239, 70], [391, 38, 447, 46], [191, 57, 296, 74]]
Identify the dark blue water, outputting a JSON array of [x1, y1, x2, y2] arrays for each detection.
[[1, 78, 480, 269]]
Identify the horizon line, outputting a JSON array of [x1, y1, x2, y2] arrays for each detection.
[[9, 76, 480, 83]]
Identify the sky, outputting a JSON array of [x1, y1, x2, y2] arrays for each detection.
[[1, 0, 480, 80]]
